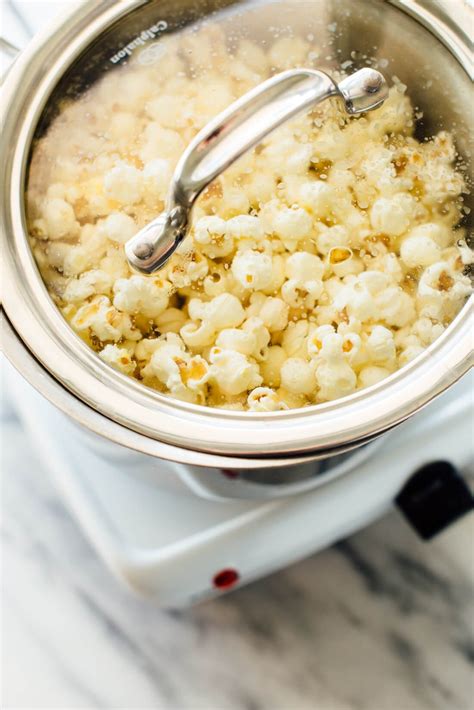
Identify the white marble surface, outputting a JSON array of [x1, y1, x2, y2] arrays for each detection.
[[2, 1, 474, 708]]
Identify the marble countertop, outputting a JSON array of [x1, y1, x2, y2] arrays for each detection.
[[2, 2, 473, 708]]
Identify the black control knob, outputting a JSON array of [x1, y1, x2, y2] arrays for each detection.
[[395, 461, 473, 540]]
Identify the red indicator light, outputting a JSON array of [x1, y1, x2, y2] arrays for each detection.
[[213, 568, 240, 589], [220, 468, 240, 479]]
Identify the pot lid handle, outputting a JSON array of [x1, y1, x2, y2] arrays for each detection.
[[125, 67, 388, 274]]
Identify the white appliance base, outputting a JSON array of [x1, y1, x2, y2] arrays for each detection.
[[6, 365, 472, 607]]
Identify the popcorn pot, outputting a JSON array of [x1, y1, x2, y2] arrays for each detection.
[[1, 0, 473, 507]]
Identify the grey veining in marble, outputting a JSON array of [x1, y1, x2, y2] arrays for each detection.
[[2, 402, 473, 710]]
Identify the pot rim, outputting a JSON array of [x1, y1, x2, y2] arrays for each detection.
[[1, 0, 473, 458]]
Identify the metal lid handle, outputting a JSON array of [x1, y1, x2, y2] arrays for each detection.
[[125, 67, 388, 274]]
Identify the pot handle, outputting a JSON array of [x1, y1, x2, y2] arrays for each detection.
[[125, 67, 388, 274]]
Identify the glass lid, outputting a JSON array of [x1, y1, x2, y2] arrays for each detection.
[[2, 0, 472, 455]]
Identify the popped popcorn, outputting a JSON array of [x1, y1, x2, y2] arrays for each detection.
[[264, 204, 313, 249], [370, 194, 416, 236], [315, 360, 357, 401], [27, 25, 472, 411], [209, 347, 262, 396], [247, 387, 288, 412], [282, 251, 324, 308], [358, 365, 392, 389], [71, 296, 140, 342], [232, 250, 273, 290], [98, 213, 137, 244], [251, 295, 289, 333], [280, 358, 315, 396], [400, 231, 441, 268], [103, 162, 143, 205], [365, 326, 396, 365], [194, 216, 234, 258], [42, 198, 80, 241], [99, 344, 136, 375], [113, 275, 170, 319], [63, 269, 113, 303]]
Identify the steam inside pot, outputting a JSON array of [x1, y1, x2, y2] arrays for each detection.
[[25, 3, 472, 411]]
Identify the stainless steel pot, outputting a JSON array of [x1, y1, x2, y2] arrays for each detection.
[[1, 0, 473, 470]]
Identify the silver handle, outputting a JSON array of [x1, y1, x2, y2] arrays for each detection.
[[125, 67, 388, 274]]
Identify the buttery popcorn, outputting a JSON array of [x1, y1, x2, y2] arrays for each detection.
[[27, 26, 472, 410]]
